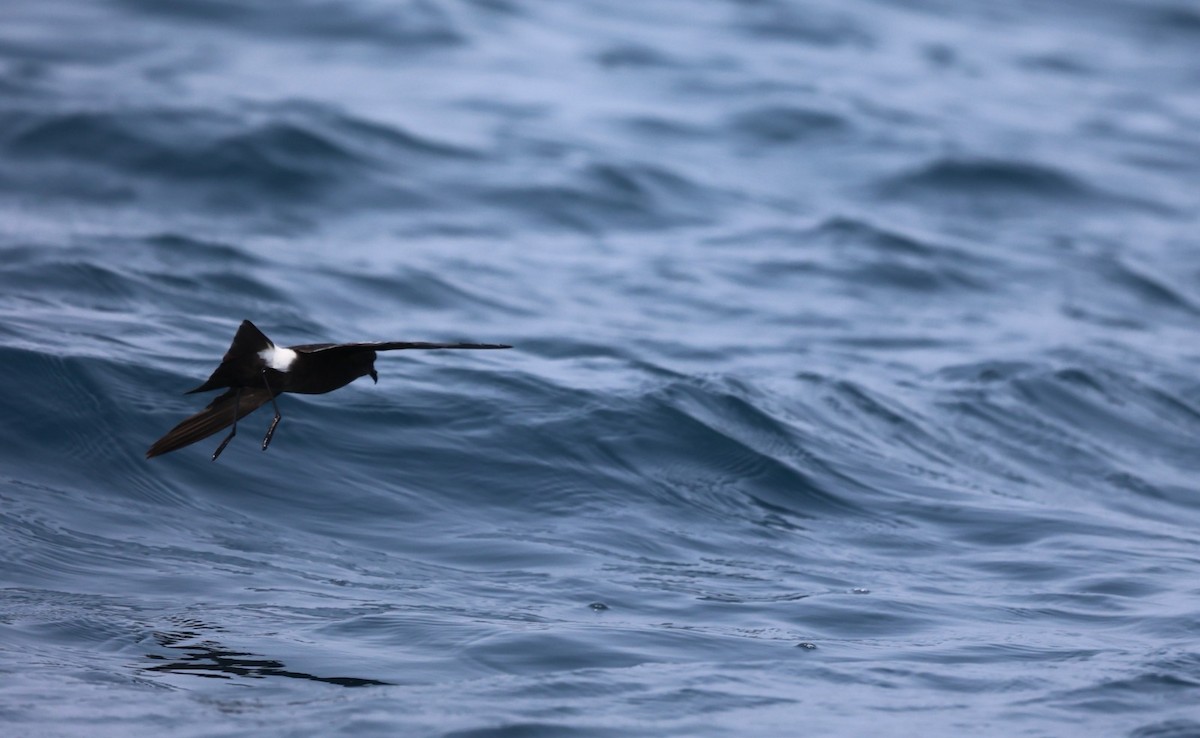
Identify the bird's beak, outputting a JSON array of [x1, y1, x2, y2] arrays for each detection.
[[370, 369, 378, 384]]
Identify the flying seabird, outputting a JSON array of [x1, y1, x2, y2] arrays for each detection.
[[147, 320, 510, 461]]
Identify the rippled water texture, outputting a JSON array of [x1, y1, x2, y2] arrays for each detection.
[[2, 1, 1199, 736]]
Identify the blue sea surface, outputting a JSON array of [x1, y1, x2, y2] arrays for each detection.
[[2, 1, 1199, 735]]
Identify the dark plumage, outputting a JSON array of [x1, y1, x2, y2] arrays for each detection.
[[147, 320, 510, 460]]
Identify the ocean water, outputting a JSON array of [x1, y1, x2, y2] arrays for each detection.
[[1, 0, 1199, 735]]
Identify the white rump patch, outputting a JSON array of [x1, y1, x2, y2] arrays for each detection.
[[259, 345, 297, 372]]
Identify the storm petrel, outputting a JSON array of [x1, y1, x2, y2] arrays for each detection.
[[147, 320, 510, 461]]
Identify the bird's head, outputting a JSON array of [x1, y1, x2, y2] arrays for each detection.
[[345, 350, 379, 385]]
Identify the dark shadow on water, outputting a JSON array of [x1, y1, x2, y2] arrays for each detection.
[[144, 628, 391, 687]]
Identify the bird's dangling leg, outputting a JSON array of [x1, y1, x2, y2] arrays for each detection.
[[261, 370, 282, 451], [211, 388, 242, 462]]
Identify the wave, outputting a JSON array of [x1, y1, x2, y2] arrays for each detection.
[[882, 158, 1094, 199], [483, 161, 726, 231], [934, 359, 1200, 518], [712, 216, 992, 293], [0, 106, 478, 214], [876, 157, 1172, 213], [725, 105, 851, 145], [736, 3, 872, 47], [114, 0, 466, 47], [0, 238, 288, 321]]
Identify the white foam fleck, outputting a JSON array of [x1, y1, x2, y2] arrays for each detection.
[[258, 346, 297, 372]]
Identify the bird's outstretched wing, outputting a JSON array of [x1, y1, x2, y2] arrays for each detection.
[[185, 320, 276, 395], [293, 341, 512, 353], [146, 387, 275, 458]]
